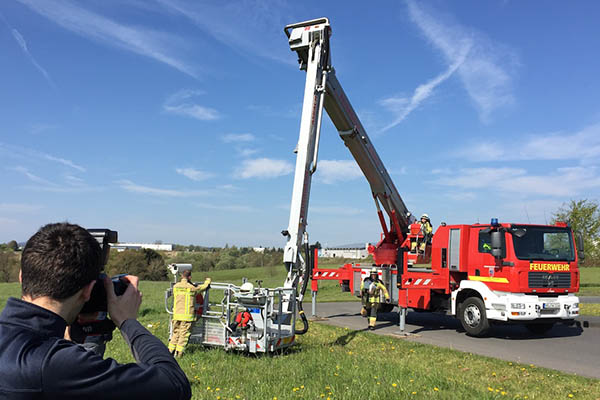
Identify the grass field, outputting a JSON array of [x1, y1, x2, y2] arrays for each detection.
[[580, 267, 600, 296], [1, 271, 600, 399]]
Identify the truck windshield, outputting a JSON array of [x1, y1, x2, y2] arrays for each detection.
[[511, 225, 574, 261]]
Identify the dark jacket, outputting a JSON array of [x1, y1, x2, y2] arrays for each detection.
[[0, 297, 191, 399]]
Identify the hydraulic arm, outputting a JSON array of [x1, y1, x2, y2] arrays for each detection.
[[282, 18, 414, 312]]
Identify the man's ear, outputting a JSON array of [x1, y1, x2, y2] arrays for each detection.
[[81, 280, 96, 302]]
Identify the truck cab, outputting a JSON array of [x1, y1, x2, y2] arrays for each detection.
[[428, 220, 581, 336]]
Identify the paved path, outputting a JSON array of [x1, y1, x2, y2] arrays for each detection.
[[312, 302, 600, 379]]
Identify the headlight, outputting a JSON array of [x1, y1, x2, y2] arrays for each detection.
[[511, 303, 526, 309]]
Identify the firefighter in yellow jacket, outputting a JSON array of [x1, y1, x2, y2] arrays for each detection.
[[412, 214, 433, 253], [360, 268, 390, 330], [168, 270, 211, 357]]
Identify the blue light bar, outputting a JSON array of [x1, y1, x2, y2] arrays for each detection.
[[491, 218, 499, 227]]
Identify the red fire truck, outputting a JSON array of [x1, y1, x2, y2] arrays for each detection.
[[283, 18, 582, 337]]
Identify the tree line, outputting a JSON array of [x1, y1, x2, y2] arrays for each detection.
[[0, 199, 599, 283]]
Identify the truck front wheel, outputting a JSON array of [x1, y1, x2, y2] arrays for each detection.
[[459, 297, 490, 337]]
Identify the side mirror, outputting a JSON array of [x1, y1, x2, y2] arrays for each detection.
[[490, 230, 505, 259], [576, 233, 585, 261]]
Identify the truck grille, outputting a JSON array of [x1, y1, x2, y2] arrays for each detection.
[[528, 272, 571, 288]]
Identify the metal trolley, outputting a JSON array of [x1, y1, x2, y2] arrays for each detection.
[[165, 265, 298, 353]]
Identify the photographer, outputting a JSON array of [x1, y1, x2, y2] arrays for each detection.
[[0, 222, 191, 399]]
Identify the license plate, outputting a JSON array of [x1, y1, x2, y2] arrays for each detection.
[[543, 302, 560, 309]]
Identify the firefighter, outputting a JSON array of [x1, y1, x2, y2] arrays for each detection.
[[360, 268, 390, 330], [168, 270, 211, 357], [412, 213, 433, 253]]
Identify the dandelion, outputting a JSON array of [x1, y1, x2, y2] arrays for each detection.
[[215, 388, 220, 392], [325, 386, 330, 390], [207, 387, 211, 391], [492, 372, 496, 377], [501, 391, 506, 396], [410, 379, 414, 383], [412, 392, 417, 395], [568, 395, 573, 398], [301, 385, 304, 389], [392, 383, 397, 387], [509, 362, 513, 366], [434, 387, 439, 392], [320, 395, 325, 398], [488, 388, 494, 392]]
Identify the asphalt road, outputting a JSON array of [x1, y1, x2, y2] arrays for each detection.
[[311, 302, 600, 379]]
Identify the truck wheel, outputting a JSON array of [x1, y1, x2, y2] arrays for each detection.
[[459, 297, 490, 337], [526, 323, 554, 335]]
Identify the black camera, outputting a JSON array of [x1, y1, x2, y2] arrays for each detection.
[[80, 229, 127, 313]]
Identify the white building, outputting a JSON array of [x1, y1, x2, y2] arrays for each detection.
[[320, 243, 369, 259], [111, 243, 173, 252], [253, 247, 266, 253]]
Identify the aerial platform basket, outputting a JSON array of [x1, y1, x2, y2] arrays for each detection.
[[166, 280, 298, 353]]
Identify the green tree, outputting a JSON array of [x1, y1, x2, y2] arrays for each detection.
[[0, 252, 19, 282], [552, 199, 600, 264], [7, 240, 19, 251]]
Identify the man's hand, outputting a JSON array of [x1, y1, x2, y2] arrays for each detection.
[[103, 275, 142, 328]]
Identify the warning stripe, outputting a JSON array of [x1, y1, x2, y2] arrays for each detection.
[[403, 279, 433, 286], [468, 276, 509, 283]]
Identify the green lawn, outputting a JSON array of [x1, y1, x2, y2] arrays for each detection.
[[1, 274, 600, 399], [580, 267, 600, 296]]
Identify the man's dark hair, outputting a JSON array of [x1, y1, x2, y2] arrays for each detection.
[[182, 270, 192, 279], [21, 223, 102, 300]]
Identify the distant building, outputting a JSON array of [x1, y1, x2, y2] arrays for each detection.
[[320, 243, 369, 259], [253, 247, 265, 253], [110, 243, 173, 252]]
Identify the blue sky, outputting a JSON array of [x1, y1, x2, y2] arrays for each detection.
[[1, 1, 599, 247]]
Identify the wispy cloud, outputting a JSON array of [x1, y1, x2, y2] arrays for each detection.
[[457, 122, 600, 162], [155, 0, 293, 65], [29, 123, 58, 135], [0, 203, 43, 213], [382, 0, 517, 129], [117, 179, 210, 197], [311, 206, 364, 216], [431, 166, 600, 197], [10, 166, 97, 193], [15, 0, 198, 78], [10, 28, 56, 89], [176, 167, 214, 181], [0, 142, 85, 172], [195, 202, 255, 213], [222, 133, 255, 143], [380, 48, 469, 130], [234, 158, 293, 179], [163, 89, 220, 120], [44, 154, 85, 172], [317, 160, 363, 184], [12, 166, 57, 186], [247, 104, 300, 119]]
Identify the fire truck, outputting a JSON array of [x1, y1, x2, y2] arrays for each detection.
[[282, 18, 583, 337]]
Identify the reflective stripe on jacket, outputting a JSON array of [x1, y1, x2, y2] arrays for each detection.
[[360, 279, 390, 304], [173, 279, 209, 321]]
